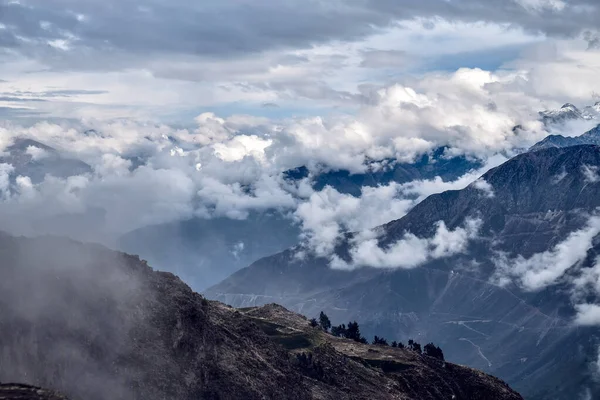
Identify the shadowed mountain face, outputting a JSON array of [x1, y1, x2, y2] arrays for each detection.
[[293, 147, 482, 197], [530, 124, 600, 152], [0, 138, 92, 184], [118, 212, 302, 290], [0, 233, 522, 400], [206, 145, 600, 400]]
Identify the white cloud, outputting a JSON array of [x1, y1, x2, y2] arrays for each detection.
[[574, 304, 600, 326], [212, 135, 272, 163], [25, 145, 50, 161], [295, 184, 413, 256], [513, 0, 566, 12], [582, 164, 600, 184], [492, 214, 600, 291], [0, 163, 14, 200], [397, 154, 506, 202], [472, 178, 495, 198], [231, 242, 245, 259], [331, 218, 482, 270]]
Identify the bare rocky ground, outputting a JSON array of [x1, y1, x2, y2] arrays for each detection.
[[0, 233, 522, 400]]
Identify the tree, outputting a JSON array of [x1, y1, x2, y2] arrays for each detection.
[[309, 318, 319, 328], [408, 339, 422, 354], [331, 324, 347, 337], [372, 336, 389, 346], [319, 311, 331, 332], [346, 321, 368, 343], [424, 343, 444, 361], [391, 341, 398, 348], [346, 321, 360, 341]]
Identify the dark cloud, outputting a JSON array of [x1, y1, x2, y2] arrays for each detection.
[[1, 0, 599, 73]]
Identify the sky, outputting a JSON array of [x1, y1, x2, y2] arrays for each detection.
[[2, 0, 600, 295], [0, 0, 599, 122]]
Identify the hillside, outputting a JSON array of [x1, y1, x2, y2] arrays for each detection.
[[0, 233, 522, 400], [0, 384, 69, 400]]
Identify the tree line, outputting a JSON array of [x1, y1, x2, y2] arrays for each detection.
[[309, 311, 444, 361]]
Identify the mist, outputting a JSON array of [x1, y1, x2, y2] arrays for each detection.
[[0, 234, 170, 399]]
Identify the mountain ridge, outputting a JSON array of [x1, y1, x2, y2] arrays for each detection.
[[206, 144, 600, 399]]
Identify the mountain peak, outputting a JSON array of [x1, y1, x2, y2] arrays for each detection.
[[530, 123, 600, 152]]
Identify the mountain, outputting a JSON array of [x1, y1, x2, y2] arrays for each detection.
[[118, 212, 302, 290], [288, 147, 482, 196], [119, 147, 482, 290], [0, 138, 92, 184], [206, 145, 600, 400], [539, 102, 600, 125], [0, 233, 522, 400], [530, 123, 600, 152]]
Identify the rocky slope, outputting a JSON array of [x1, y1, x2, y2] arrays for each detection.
[[0, 233, 522, 400], [206, 145, 600, 399], [0, 384, 69, 400]]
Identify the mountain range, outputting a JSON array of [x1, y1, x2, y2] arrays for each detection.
[[120, 148, 482, 290], [3, 103, 600, 399], [206, 144, 600, 400], [530, 123, 600, 152]]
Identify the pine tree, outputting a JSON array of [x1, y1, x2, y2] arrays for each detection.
[[372, 336, 389, 346], [331, 324, 347, 337], [319, 311, 331, 332], [424, 342, 444, 360]]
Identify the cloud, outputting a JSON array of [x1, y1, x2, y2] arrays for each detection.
[[0, 164, 14, 200], [295, 183, 414, 257], [2, 0, 599, 70], [397, 154, 506, 202], [574, 304, 600, 326], [492, 214, 600, 290], [582, 164, 600, 183], [25, 145, 50, 160], [359, 49, 411, 68], [513, 0, 566, 12], [0, 1, 597, 122], [472, 178, 495, 198], [331, 218, 482, 270]]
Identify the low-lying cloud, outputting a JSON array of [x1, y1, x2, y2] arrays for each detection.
[[492, 212, 600, 326], [492, 214, 600, 291], [330, 218, 482, 270]]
